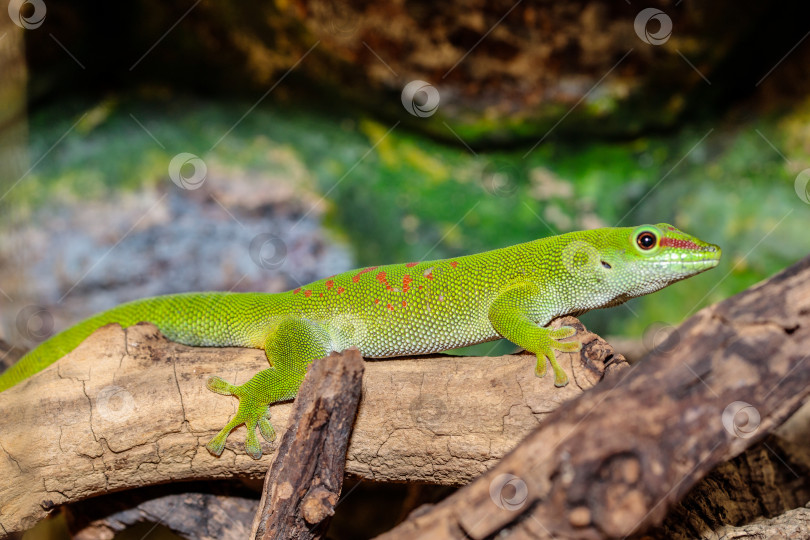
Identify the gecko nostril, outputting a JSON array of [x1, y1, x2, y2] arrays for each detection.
[[601, 260, 612, 269]]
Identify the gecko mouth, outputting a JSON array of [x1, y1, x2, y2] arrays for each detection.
[[648, 257, 720, 268], [645, 249, 722, 274], [651, 243, 722, 268]]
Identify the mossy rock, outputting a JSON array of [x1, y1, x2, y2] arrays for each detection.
[[24, 1, 807, 146]]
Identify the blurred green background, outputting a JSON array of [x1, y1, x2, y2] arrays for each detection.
[[2, 0, 810, 538]]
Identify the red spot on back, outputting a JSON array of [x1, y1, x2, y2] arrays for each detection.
[[660, 237, 701, 250], [374, 298, 380, 304], [386, 303, 394, 311], [353, 266, 379, 283], [450, 261, 458, 268], [304, 290, 312, 298], [337, 287, 345, 294], [325, 280, 334, 290], [424, 272, 433, 280], [319, 293, 324, 297], [402, 275, 412, 292], [405, 262, 418, 268], [293, 288, 301, 294], [402, 300, 407, 307]]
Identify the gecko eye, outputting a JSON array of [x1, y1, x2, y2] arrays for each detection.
[[636, 231, 657, 250]]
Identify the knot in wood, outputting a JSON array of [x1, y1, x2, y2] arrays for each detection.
[[569, 506, 591, 528], [277, 481, 293, 500], [301, 486, 338, 524], [595, 453, 647, 536]]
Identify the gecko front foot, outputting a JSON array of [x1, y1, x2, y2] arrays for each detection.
[[205, 374, 278, 459], [534, 325, 582, 387]]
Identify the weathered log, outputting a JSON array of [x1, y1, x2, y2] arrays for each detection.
[[377, 255, 810, 539], [0, 316, 620, 537], [251, 348, 364, 539], [712, 506, 810, 539], [646, 396, 810, 538], [66, 490, 258, 540], [652, 434, 810, 538]]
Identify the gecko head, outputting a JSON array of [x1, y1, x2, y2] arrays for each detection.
[[560, 223, 721, 304], [608, 223, 722, 298]]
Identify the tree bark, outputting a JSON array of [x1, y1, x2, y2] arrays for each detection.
[[0, 316, 620, 537], [251, 348, 364, 539], [712, 506, 810, 539], [650, 398, 810, 539], [66, 491, 258, 540], [377, 255, 810, 540]]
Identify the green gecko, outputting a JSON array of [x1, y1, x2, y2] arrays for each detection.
[[0, 224, 720, 458]]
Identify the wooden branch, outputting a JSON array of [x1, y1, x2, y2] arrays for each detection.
[[0, 316, 621, 537], [712, 507, 810, 539], [652, 400, 810, 537], [251, 348, 364, 539], [654, 434, 810, 538], [66, 491, 259, 540], [377, 255, 810, 540]]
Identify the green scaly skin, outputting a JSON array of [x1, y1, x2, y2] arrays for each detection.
[[0, 224, 721, 458]]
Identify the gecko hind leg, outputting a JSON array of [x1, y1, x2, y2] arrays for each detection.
[[205, 317, 330, 459]]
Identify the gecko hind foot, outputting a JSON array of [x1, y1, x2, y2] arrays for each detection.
[[205, 375, 277, 459]]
